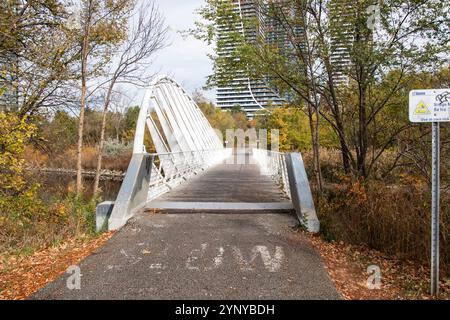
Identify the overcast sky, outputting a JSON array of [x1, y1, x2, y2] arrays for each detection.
[[148, 0, 214, 100]]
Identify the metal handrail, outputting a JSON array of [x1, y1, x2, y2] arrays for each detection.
[[146, 148, 228, 157], [147, 148, 232, 201], [252, 148, 291, 198]]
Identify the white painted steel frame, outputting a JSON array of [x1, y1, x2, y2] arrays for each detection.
[[134, 75, 223, 154], [134, 75, 230, 202], [252, 148, 291, 198]]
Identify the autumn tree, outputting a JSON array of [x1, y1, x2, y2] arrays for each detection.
[[93, 1, 168, 195], [194, 0, 449, 181], [0, 1, 81, 117], [0, 113, 36, 196], [193, 91, 242, 135], [73, 0, 133, 196]]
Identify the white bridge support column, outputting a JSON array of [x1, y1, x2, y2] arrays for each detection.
[[108, 154, 154, 231]]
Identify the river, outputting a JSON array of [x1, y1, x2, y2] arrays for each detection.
[[35, 172, 123, 202]]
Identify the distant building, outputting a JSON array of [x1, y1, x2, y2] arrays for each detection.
[[0, 1, 19, 112], [328, 0, 357, 84], [215, 0, 287, 118], [0, 53, 19, 112]]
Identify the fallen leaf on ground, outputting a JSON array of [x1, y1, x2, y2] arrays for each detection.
[[0, 232, 114, 300]]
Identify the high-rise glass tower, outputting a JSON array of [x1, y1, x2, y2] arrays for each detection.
[[215, 0, 285, 118], [0, 53, 19, 112], [328, 0, 357, 84]]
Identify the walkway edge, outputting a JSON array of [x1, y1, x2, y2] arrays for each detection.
[[146, 201, 294, 211], [286, 153, 320, 233], [108, 153, 153, 231]]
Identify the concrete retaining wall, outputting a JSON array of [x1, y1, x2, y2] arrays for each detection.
[[285, 153, 320, 233], [106, 153, 154, 231]]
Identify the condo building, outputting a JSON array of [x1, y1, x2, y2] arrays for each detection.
[[328, 0, 357, 84], [215, 0, 286, 118]]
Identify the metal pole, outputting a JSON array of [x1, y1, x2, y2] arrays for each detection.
[[431, 122, 440, 296]]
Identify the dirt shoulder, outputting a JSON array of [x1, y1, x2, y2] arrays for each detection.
[[307, 234, 450, 300], [0, 232, 114, 300]]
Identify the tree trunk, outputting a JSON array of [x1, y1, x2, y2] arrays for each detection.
[[322, 56, 353, 174], [357, 85, 368, 178], [313, 107, 323, 191], [93, 84, 114, 196], [76, 33, 89, 196], [305, 52, 323, 191], [338, 126, 352, 174], [308, 104, 323, 192]]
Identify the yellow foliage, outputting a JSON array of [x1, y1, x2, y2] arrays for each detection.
[[257, 107, 338, 152], [0, 113, 36, 195]]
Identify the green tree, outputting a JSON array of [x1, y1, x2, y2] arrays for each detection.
[[42, 111, 78, 156], [194, 0, 449, 181], [121, 105, 140, 142]]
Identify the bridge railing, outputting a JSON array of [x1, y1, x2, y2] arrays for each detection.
[[104, 148, 231, 231], [252, 148, 291, 198], [100, 74, 231, 231], [148, 148, 232, 201], [252, 148, 320, 233]]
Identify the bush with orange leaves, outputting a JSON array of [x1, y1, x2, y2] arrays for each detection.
[[317, 177, 449, 276]]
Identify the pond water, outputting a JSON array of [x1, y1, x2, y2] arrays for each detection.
[[36, 172, 123, 202]]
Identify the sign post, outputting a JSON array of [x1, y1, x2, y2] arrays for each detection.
[[409, 89, 450, 296], [431, 122, 440, 295]]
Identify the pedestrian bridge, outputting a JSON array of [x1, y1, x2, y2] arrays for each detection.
[[97, 75, 320, 234]]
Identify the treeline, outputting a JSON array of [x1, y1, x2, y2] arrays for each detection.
[[28, 107, 139, 170], [197, 0, 449, 184], [0, 0, 168, 253], [1, 0, 168, 195], [194, 91, 250, 133]]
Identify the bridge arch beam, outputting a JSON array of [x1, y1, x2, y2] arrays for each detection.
[[106, 75, 230, 231]]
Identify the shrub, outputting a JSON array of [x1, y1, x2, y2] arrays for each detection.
[[0, 113, 36, 195], [103, 139, 132, 156], [0, 192, 98, 254], [317, 179, 449, 276], [0, 112, 100, 255]]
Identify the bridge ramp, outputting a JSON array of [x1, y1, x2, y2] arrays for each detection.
[[146, 156, 292, 215]]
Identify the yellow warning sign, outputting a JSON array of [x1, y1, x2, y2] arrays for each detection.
[[414, 101, 431, 115]]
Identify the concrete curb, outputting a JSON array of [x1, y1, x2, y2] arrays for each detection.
[[285, 153, 320, 233], [96, 201, 114, 232], [146, 201, 294, 212]]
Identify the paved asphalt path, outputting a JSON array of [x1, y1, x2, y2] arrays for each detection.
[[32, 212, 341, 300]]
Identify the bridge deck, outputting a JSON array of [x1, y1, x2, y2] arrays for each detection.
[[154, 156, 289, 203]]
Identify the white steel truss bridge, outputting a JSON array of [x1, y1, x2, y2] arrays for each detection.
[[98, 75, 319, 234]]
